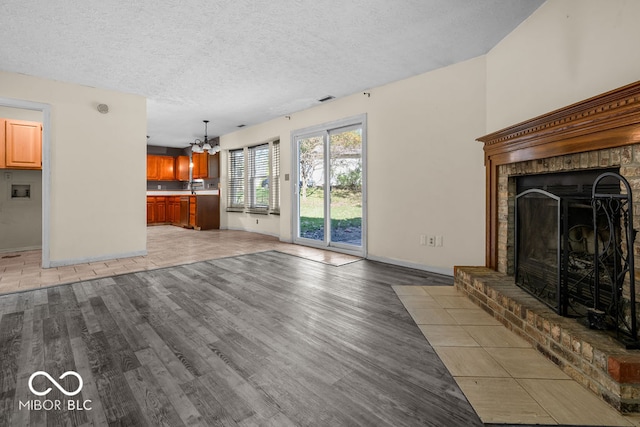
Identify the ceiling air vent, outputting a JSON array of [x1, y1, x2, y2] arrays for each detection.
[[318, 95, 335, 102]]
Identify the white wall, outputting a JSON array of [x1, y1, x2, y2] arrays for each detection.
[[0, 71, 147, 265], [221, 57, 487, 274], [486, 0, 640, 132]]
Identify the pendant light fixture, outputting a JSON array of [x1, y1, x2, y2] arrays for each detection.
[[190, 120, 220, 154]]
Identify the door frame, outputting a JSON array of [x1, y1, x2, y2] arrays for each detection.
[[290, 114, 367, 257], [0, 97, 52, 268]]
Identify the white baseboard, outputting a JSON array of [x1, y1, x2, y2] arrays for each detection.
[[0, 245, 41, 254], [223, 226, 280, 239], [365, 254, 453, 277], [48, 250, 148, 268]]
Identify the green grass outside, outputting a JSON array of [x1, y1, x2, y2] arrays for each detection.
[[300, 188, 362, 233]]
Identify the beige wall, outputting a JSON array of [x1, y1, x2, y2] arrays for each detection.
[[221, 57, 487, 274], [0, 71, 147, 265], [486, 0, 640, 132]]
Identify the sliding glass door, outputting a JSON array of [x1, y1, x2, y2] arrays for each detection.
[[293, 116, 366, 256]]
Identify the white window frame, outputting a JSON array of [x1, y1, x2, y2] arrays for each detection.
[[226, 139, 280, 214]]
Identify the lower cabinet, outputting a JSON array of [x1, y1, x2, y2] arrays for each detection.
[[147, 195, 219, 229]]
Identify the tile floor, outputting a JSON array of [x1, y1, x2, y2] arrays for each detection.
[[393, 284, 639, 426], [0, 226, 361, 295]]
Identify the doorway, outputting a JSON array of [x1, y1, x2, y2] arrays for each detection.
[[0, 98, 51, 267], [292, 115, 366, 257]]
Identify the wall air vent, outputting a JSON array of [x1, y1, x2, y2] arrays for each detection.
[[318, 96, 335, 102]]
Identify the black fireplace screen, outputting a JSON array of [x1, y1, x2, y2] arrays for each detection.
[[515, 170, 638, 347]]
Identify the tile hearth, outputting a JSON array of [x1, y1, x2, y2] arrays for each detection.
[[454, 266, 640, 415], [394, 284, 635, 425]]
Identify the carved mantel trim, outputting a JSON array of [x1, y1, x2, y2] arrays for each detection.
[[477, 80, 640, 269]]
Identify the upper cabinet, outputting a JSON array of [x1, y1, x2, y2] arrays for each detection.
[[0, 119, 42, 170], [146, 155, 159, 180], [158, 156, 175, 180], [146, 152, 219, 182], [209, 153, 220, 178], [176, 155, 189, 181], [146, 155, 175, 181], [192, 152, 209, 179]]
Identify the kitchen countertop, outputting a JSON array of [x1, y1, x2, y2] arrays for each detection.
[[146, 190, 219, 196]]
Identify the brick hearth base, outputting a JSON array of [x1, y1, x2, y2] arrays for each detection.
[[454, 266, 640, 413]]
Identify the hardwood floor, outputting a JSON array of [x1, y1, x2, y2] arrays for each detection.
[[0, 251, 481, 426]]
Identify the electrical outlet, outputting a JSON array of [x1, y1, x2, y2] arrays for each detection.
[[256, 219, 259, 224], [4, 172, 11, 180], [436, 236, 443, 247], [427, 236, 436, 247]]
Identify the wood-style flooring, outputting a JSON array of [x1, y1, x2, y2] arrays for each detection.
[[0, 251, 480, 426]]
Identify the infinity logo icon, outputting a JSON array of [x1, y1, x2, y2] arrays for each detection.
[[28, 371, 83, 397]]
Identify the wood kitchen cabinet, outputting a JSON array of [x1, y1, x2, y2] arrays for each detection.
[[146, 156, 159, 180], [148, 194, 219, 229], [0, 119, 42, 170], [146, 155, 175, 180], [158, 156, 175, 180], [176, 156, 190, 181], [147, 196, 168, 224], [209, 153, 220, 178], [147, 197, 156, 223], [167, 197, 181, 223], [155, 197, 167, 223], [189, 195, 220, 230], [192, 152, 209, 179]]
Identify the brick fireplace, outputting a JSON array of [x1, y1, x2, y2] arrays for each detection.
[[454, 81, 640, 412]]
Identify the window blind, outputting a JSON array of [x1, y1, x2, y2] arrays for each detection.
[[247, 144, 269, 213], [227, 149, 245, 211], [270, 141, 280, 214]]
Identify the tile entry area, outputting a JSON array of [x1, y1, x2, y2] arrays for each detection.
[[393, 285, 637, 426], [0, 226, 361, 296]]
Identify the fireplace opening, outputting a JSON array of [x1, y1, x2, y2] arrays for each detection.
[[514, 168, 640, 332]]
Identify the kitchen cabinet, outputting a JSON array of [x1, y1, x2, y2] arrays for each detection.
[[179, 197, 190, 226], [147, 197, 156, 223], [209, 153, 220, 178], [176, 156, 190, 181], [158, 156, 175, 180], [147, 194, 219, 229], [192, 152, 209, 179], [167, 197, 181, 223], [146, 155, 175, 181], [147, 196, 168, 224], [0, 119, 42, 170], [155, 197, 167, 223], [146, 156, 159, 180], [189, 195, 220, 230]]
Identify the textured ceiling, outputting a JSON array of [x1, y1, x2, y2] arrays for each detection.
[[0, 0, 544, 148]]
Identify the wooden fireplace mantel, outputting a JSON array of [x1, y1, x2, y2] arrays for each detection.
[[477, 80, 640, 269]]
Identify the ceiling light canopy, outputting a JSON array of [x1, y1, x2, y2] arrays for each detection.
[[190, 120, 220, 154]]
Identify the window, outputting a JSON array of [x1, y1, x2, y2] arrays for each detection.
[[271, 141, 280, 214], [248, 144, 269, 213], [227, 149, 244, 211], [227, 140, 280, 214]]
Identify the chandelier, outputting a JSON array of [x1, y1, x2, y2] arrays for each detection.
[[190, 120, 220, 154]]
